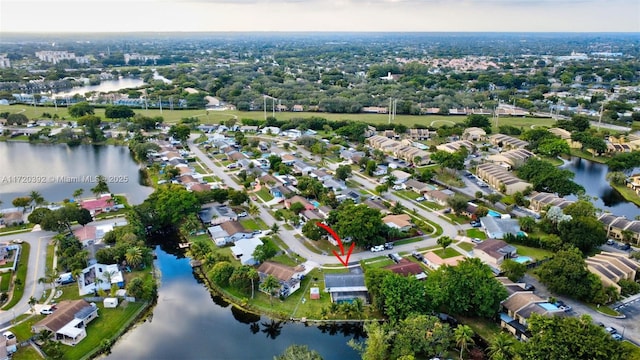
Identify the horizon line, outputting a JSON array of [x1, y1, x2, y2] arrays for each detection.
[[2, 30, 640, 34]]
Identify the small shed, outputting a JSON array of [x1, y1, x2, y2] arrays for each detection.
[[310, 287, 320, 300], [103, 297, 118, 308]]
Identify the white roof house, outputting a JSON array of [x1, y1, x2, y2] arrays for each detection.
[[230, 238, 263, 265], [78, 263, 124, 296]]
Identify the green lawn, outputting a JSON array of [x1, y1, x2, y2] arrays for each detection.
[[239, 219, 260, 231], [457, 242, 475, 252], [433, 247, 462, 259], [46, 244, 55, 273], [0, 272, 11, 292], [255, 188, 274, 202], [456, 315, 502, 343], [362, 257, 395, 270], [587, 303, 621, 316], [2, 242, 30, 310], [0, 223, 36, 234], [0, 105, 553, 130], [611, 183, 640, 207], [466, 229, 487, 240], [513, 244, 554, 261], [62, 302, 147, 360], [12, 345, 43, 360], [446, 213, 471, 224], [8, 314, 46, 340], [271, 254, 299, 267]]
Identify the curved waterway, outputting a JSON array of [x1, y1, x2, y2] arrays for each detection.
[[105, 245, 361, 360]]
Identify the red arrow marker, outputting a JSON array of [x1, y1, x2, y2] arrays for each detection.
[[316, 222, 355, 267]]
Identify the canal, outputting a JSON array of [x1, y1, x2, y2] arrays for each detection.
[[105, 245, 361, 360]]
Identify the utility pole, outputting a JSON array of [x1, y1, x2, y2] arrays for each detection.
[[159, 96, 162, 114], [263, 96, 267, 121], [388, 98, 392, 124]]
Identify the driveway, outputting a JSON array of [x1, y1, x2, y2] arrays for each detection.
[[522, 273, 640, 346]]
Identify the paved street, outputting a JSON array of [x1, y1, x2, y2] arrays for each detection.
[[188, 137, 459, 265]]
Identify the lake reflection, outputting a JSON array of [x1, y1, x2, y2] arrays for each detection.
[[105, 247, 360, 360], [562, 156, 639, 218]]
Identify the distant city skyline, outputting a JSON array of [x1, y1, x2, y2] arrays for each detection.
[[1, 0, 639, 33]]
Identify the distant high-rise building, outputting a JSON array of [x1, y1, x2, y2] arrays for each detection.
[[0, 54, 10, 68]]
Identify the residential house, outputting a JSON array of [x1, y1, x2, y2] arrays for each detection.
[[473, 239, 518, 268], [367, 135, 400, 152], [390, 170, 411, 184], [80, 194, 113, 216], [408, 128, 431, 141], [382, 214, 413, 231], [77, 263, 124, 296], [372, 165, 388, 177], [586, 251, 639, 294], [190, 183, 212, 192], [322, 178, 347, 192], [598, 213, 640, 245], [281, 154, 297, 165], [292, 160, 315, 175], [31, 300, 99, 346], [208, 221, 253, 246], [500, 292, 564, 341], [292, 104, 304, 112], [310, 169, 332, 182], [198, 203, 238, 226], [393, 144, 430, 165], [257, 261, 302, 297], [285, 196, 314, 211], [422, 251, 465, 270], [318, 205, 333, 218], [0, 211, 23, 226], [405, 179, 432, 194], [548, 127, 572, 140], [230, 237, 263, 265], [626, 174, 640, 196], [487, 149, 535, 169], [384, 259, 427, 280], [361, 106, 388, 114], [261, 126, 281, 135], [462, 127, 487, 141], [436, 140, 475, 154], [271, 185, 293, 199], [300, 209, 323, 222], [363, 198, 389, 214], [364, 125, 377, 138], [489, 134, 529, 150], [339, 150, 365, 164], [0, 334, 17, 357], [480, 216, 521, 239], [528, 192, 574, 212], [324, 273, 368, 304], [73, 226, 97, 246], [425, 189, 453, 206], [476, 163, 532, 195], [239, 125, 258, 133]]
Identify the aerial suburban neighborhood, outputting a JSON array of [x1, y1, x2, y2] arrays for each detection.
[[0, 30, 639, 360]]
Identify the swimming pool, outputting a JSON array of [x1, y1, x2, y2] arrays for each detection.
[[488, 210, 502, 217], [513, 256, 533, 264], [311, 200, 321, 208]]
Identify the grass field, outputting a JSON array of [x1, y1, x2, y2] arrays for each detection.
[[1, 104, 557, 130], [466, 229, 487, 240], [12, 345, 43, 360], [457, 242, 475, 252], [433, 247, 462, 259], [2, 242, 30, 310], [513, 244, 554, 260]]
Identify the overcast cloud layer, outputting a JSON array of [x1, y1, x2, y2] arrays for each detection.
[[1, 0, 639, 32]]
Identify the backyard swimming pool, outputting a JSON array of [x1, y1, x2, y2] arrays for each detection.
[[513, 256, 533, 264]]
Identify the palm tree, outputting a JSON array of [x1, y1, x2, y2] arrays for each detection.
[[270, 223, 280, 236], [29, 191, 45, 209], [38, 267, 59, 290], [28, 296, 37, 313], [73, 188, 84, 201], [36, 329, 52, 344], [247, 267, 258, 299], [248, 203, 260, 217], [487, 332, 516, 360], [261, 275, 281, 306], [125, 246, 143, 268], [454, 324, 475, 360]]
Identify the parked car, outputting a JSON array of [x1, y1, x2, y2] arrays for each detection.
[[412, 251, 424, 261], [443, 208, 451, 214], [40, 308, 54, 315], [523, 284, 535, 291], [370, 245, 384, 252], [11, 239, 23, 244], [384, 242, 394, 250], [605, 326, 617, 335], [470, 221, 481, 228], [415, 197, 425, 202], [2, 331, 15, 340], [237, 211, 248, 217], [472, 238, 483, 244], [612, 333, 624, 341], [618, 243, 631, 251], [606, 239, 616, 246], [388, 253, 402, 263]]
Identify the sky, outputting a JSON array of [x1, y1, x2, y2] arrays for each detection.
[[1, 0, 639, 33]]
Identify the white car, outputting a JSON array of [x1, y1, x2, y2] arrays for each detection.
[[238, 212, 248, 217], [370, 245, 384, 252], [2, 331, 15, 340], [40, 308, 54, 315]]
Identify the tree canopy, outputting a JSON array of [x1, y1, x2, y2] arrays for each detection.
[[326, 201, 386, 249], [426, 258, 508, 318], [517, 158, 583, 197]]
